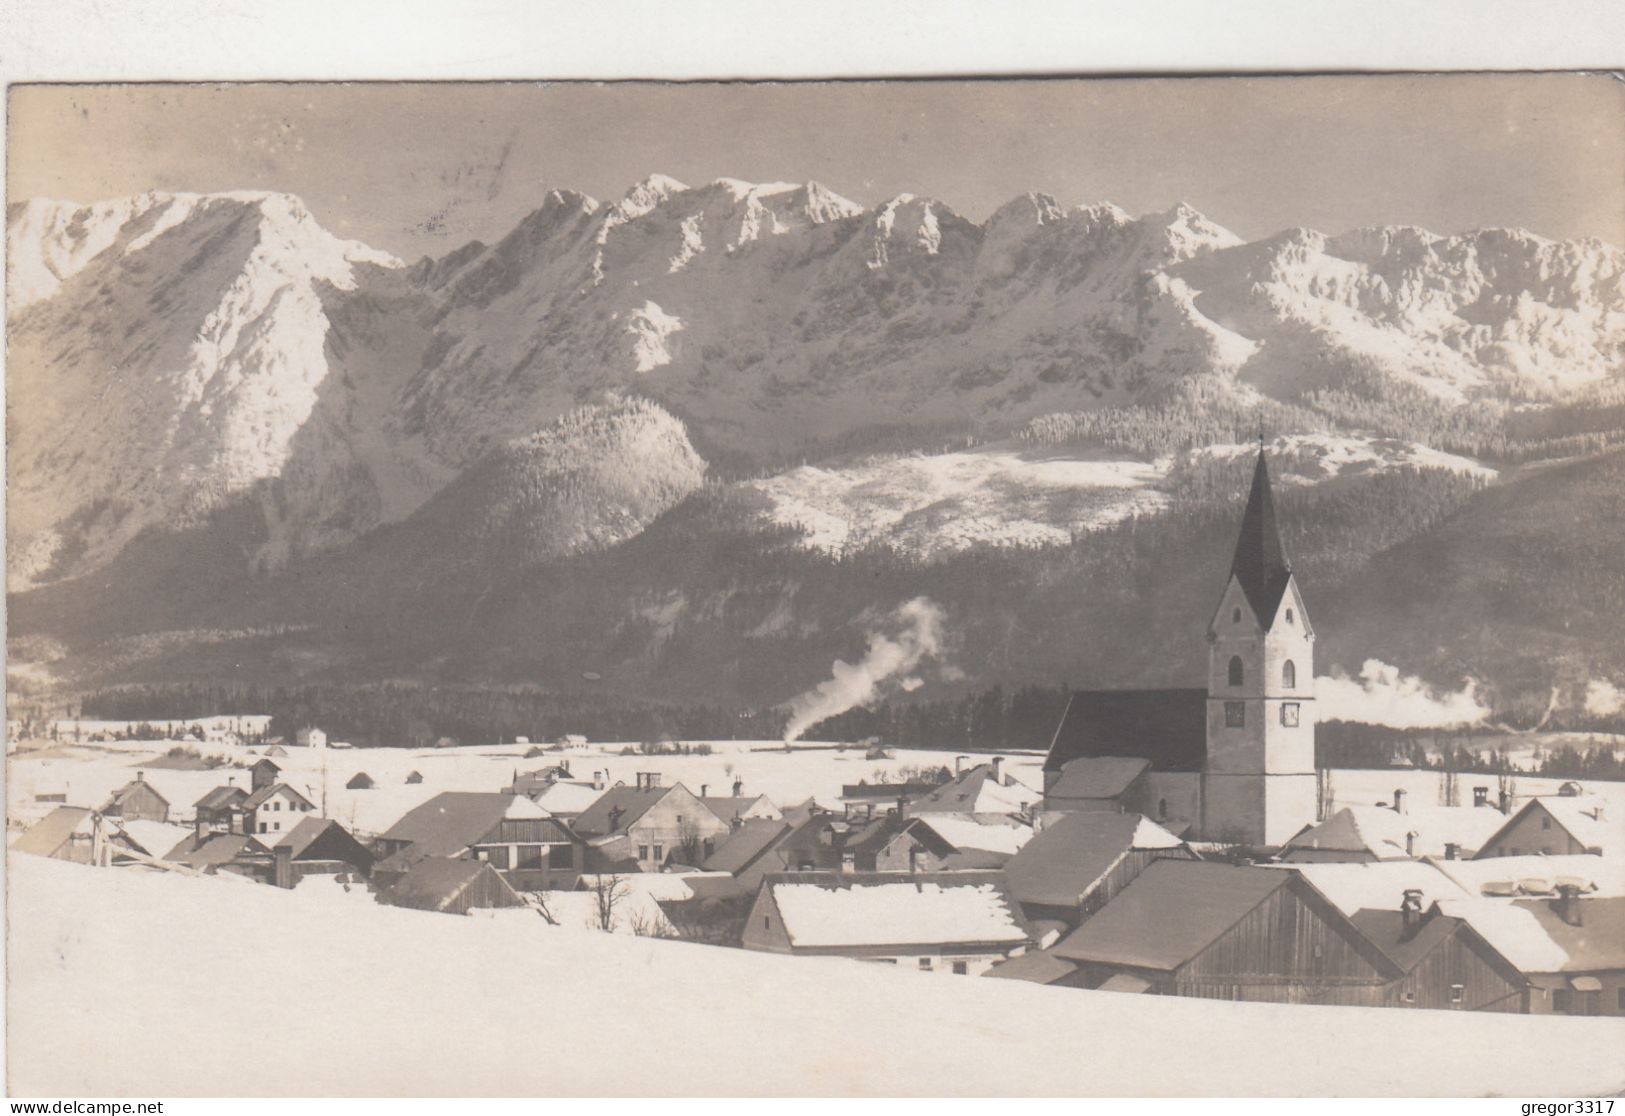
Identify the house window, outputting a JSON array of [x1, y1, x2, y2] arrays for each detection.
[[1285, 608, 1294, 625], [952, 961, 968, 975], [515, 845, 544, 870], [638, 845, 649, 861], [258, 822, 268, 834], [1282, 660, 1296, 689], [1158, 798, 1168, 818], [1542, 818, 1551, 830], [1554, 989, 1573, 1014], [1228, 656, 1244, 687], [652, 844, 664, 863], [1449, 984, 1464, 1005], [763, 916, 770, 930], [1225, 702, 1246, 728], [485, 846, 510, 870], [918, 957, 933, 971], [1232, 607, 1241, 624], [1281, 703, 1300, 727]]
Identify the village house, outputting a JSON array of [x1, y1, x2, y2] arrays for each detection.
[[373, 791, 585, 891], [99, 771, 171, 824], [1280, 797, 1508, 863], [193, 784, 249, 831], [345, 771, 375, 790], [240, 781, 318, 838], [742, 871, 1034, 975], [907, 758, 1037, 820], [697, 786, 781, 830], [1347, 895, 1530, 1012], [569, 775, 730, 870], [532, 779, 605, 819], [1475, 796, 1613, 859], [1043, 451, 1319, 846], [838, 780, 938, 820], [162, 830, 271, 877], [700, 817, 797, 887], [382, 856, 526, 915], [1049, 859, 1402, 1005], [1003, 812, 1193, 925], [295, 726, 328, 749], [1438, 894, 1625, 1015], [1427, 853, 1625, 901]]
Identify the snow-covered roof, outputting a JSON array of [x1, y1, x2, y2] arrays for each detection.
[[768, 875, 1029, 949], [1269, 860, 1471, 917], [1429, 853, 1625, 899], [908, 815, 1033, 856], [1285, 804, 1506, 859], [1435, 898, 1569, 973], [114, 820, 194, 859], [574, 871, 733, 903], [534, 781, 608, 815], [908, 764, 1037, 816]]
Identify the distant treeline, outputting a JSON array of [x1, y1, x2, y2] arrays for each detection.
[[1318, 720, 1625, 780]]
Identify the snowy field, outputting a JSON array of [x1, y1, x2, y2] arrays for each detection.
[[9, 855, 1623, 1097]]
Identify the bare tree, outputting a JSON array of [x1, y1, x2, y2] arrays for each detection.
[[530, 890, 559, 926], [675, 816, 707, 867], [590, 874, 630, 932], [1315, 766, 1335, 822]]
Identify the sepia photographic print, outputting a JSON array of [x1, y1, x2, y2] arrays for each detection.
[[6, 69, 1625, 1099]]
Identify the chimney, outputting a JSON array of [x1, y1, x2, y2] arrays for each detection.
[[136, 771, 145, 783], [1392, 789, 1406, 814], [1405, 830, 1417, 858], [1473, 786, 1488, 808], [840, 851, 855, 874], [194, 817, 209, 844], [1555, 884, 1584, 927], [729, 815, 742, 832], [700, 784, 709, 798], [274, 845, 294, 889], [990, 757, 1004, 786], [732, 778, 743, 798], [1592, 804, 1606, 823], [1498, 790, 1511, 815], [1443, 842, 1460, 861], [1400, 888, 1424, 936], [593, 770, 606, 791], [608, 805, 625, 832], [955, 755, 968, 774], [896, 794, 907, 819]]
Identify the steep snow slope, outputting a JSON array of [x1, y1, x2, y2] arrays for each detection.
[[6, 192, 404, 587], [11, 856, 1623, 1096]]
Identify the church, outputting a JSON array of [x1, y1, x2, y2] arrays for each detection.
[[1042, 449, 1318, 846]]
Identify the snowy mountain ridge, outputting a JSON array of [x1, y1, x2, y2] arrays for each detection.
[[6, 176, 1624, 590]]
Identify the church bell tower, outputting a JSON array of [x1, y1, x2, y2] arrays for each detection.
[[1202, 449, 1318, 846]]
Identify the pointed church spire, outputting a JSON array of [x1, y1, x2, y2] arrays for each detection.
[[1230, 449, 1293, 624]]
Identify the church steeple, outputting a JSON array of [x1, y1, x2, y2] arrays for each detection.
[[1229, 449, 1292, 626]]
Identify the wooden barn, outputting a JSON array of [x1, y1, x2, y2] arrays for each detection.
[[1350, 896, 1529, 1012], [270, 817, 375, 888], [383, 856, 524, 915], [12, 807, 111, 866], [346, 771, 375, 790], [1052, 859, 1402, 1005], [100, 772, 171, 823], [373, 791, 585, 891]]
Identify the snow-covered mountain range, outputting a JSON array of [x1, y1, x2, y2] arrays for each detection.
[[7, 176, 1624, 594]]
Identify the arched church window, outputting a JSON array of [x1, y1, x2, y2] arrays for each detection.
[[1158, 798, 1168, 819], [1283, 660, 1296, 689], [1232, 607, 1241, 624], [1285, 608, 1294, 625], [1228, 656, 1244, 687]]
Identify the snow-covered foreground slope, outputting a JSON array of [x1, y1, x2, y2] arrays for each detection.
[[9, 856, 1622, 1096]]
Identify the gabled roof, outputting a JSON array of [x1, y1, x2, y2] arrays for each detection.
[[907, 815, 1034, 857], [1005, 812, 1184, 910], [1348, 908, 1471, 974], [840, 781, 938, 802], [570, 785, 677, 836], [701, 818, 790, 874], [762, 871, 1030, 950], [251, 758, 281, 774], [1052, 860, 1303, 971], [1475, 797, 1615, 858], [13, 807, 96, 856], [909, 764, 1035, 815], [385, 856, 520, 912], [164, 832, 269, 868], [378, 792, 552, 854], [194, 785, 248, 811], [1227, 449, 1293, 626], [273, 817, 344, 860], [1272, 860, 1470, 917], [698, 795, 776, 825], [104, 777, 171, 809], [1427, 853, 1625, 900], [535, 780, 607, 815], [1435, 898, 1572, 973], [242, 782, 316, 811], [1043, 690, 1208, 773], [1282, 807, 1415, 859], [1045, 756, 1150, 802]]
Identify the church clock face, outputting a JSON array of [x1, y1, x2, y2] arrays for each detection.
[[1281, 702, 1301, 727]]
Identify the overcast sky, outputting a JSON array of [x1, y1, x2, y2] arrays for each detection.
[[10, 75, 1623, 259]]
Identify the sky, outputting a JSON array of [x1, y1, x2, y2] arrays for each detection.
[[9, 75, 1624, 259]]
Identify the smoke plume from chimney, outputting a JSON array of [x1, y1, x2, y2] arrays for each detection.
[[1317, 659, 1489, 729], [781, 597, 948, 744]]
